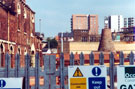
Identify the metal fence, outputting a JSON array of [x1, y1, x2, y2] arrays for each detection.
[[0, 52, 134, 89], [0, 53, 57, 89], [59, 52, 134, 89]]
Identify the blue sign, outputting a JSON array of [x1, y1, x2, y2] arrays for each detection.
[[0, 88, 20, 89], [0, 80, 6, 88], [0, 78, 23, 89], [92, 67, 101, 76], [0, 79, 21, 89], [88, 77, 106, 89]]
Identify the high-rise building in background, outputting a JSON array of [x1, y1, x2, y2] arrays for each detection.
[[122, 17, 135, 42], [124, 18, 128, 28], [57, 14, 100, 53], [105, 15, 124, 32], [128, 17, 135, 27], [71, 14, 88, 30], [71, 14, 99, 42], [88, 15, 99, 35], [71, 14, 98, 35], [124, 17, 135, 28]]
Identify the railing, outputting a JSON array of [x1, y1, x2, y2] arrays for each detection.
[[59, 52, 134, 89], [0, 52, 134, 89], [0, 53, 57, 89]]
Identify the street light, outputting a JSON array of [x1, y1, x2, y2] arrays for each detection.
[[39, 19, 41, 33], [61, 33, 63, 53]]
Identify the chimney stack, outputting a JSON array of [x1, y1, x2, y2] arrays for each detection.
[[98, 28, 115, 52]]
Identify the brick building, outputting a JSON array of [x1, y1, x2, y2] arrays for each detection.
[[57, 32, 74, 53], [71, 14, 88, 31], [122, 27, 135, 42], [58, 14, 99, 42], [71, 14, 100, 42], [57, 14, 100, 53], [0, 0, 43, 67]]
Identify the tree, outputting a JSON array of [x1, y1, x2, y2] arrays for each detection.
[[46, 38, 58, 48]]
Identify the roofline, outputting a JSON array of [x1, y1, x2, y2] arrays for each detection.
[[0, 0, 35, 14], [0, 2, 8, 10], [122, 26, 135, 29], [20, 0, 35, 14]]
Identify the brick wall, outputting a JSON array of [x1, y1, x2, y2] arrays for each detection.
[[0, 0, 42, 67], [0, 7, 8, 40], [69, 42, 135, 54], [73, 30, 89, 42]]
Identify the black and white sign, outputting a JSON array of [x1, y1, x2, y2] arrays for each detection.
[[117, 65, 135, 89]]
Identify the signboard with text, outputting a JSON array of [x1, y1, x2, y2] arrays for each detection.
[[117, 65, 135, 89], [68, 65, 107, 89], [0, 78, 23, 89]]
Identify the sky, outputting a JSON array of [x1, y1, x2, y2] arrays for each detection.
[[27, 0, 135, 37]]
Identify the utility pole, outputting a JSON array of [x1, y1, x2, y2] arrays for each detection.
[[8, 11, 10, 51], [39, 19, 41, 34], [61, 33, 63, 53], [39, 19, 41, 53]]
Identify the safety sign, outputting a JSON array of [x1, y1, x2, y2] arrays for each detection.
[[117, 65, 135, 89], [0, 78, 23, 89], [70, 78, 87, 89], [73, 67, 83, 77], [92, 67, 101, 76], [68, 65, 107, 89], [88, 77, 106, 89]]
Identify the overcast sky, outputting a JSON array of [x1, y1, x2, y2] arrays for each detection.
[[27, 0, 135, 37]]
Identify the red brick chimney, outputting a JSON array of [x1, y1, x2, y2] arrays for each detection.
[[98, 28, 115, 52]]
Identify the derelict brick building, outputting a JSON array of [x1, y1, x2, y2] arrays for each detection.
[[0, 0, 42, 67]]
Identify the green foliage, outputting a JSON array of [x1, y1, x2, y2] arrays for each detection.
[[46, 38, 58, 48]]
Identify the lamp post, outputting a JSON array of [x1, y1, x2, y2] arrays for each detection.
[[39, 19, 41, 33], [61, 33, 63, 53]]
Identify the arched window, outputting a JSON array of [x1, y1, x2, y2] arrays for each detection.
[[30, 50, 35, 67], [17, 3, 21, 14], [10, 46, 14, 54], [0, 44, 4, 67], [18, 46, 21, 55], [0, 44, 4, 52], [24, 8, 27, 18], [24, 47, 27, 55], [31, 50, 34, 55], [31, 14, 35, 23], [10, 45, 14, 68]]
